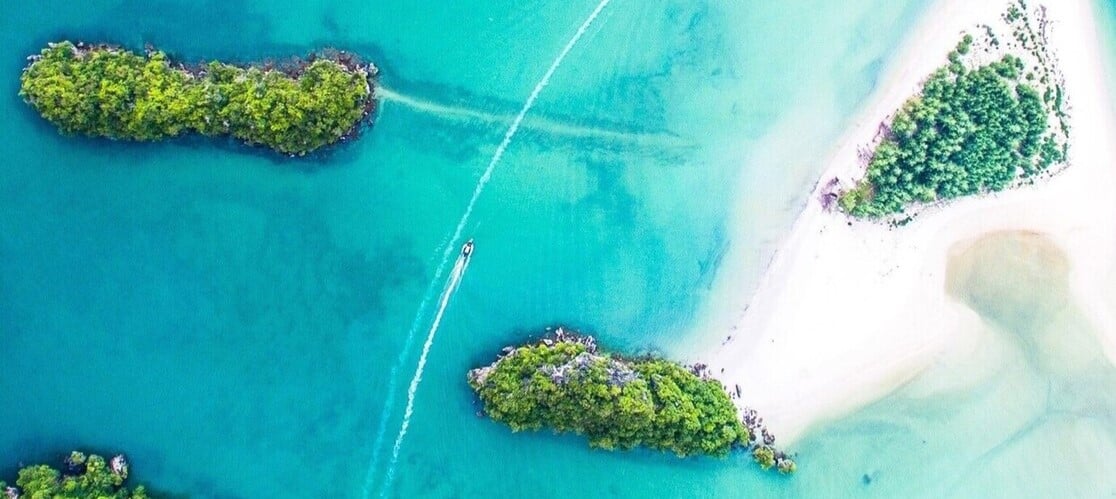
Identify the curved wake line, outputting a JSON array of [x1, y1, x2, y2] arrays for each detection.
[[379, 256, 470, 496], [360, 366, 397, 491], [433, 0, 615, 284], [358, 235, 455, 497], [376, 86, 684, 146], [375, 0, 613, 494]]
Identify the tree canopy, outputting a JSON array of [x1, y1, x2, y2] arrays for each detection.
[[468, 340, 748, 458], [840, 38, 1067, 218], [1, 452, 148, 499], [19, 41, 374, 155]]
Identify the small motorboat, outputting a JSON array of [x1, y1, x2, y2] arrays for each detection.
[[461, 239, 475, 258]]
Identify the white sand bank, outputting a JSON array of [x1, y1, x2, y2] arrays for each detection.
[[703, 0, 1116, 444]]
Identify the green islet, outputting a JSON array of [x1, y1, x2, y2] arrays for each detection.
[[5, 1, 1115, 497]]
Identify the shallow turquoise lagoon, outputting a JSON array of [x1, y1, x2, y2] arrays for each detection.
[[5, 0, 1113, 497]]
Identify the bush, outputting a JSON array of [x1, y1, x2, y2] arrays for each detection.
[[1, 451, 148, 499], [752, 446, 776, 470]]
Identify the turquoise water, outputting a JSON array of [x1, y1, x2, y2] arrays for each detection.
[[5, 0, 1113, 497]]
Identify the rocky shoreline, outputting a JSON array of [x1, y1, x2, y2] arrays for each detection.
[[470, 327, 798, 474], [2, 451, 141, 499]]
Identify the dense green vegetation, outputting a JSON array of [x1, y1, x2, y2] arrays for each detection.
[[840, 35, 1067, 218], [1, 452, 148, 498], [469, 335, 796, 473], [19, 41, 374, 155], [468, 340, 747, 457]]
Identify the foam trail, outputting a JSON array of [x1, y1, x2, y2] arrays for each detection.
[[377, 86, 682, 146], [375, 0, 613, 494], [359, 236, 455, 497], [358, 356, 403, 494], [379, 254, 469, 495], [426, 0, 614, 308]]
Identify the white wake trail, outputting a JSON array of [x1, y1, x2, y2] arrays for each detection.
[[374, 0, 613, 494], [359, 237, 456, 497], [424, 0, 614, 295], [379, 255, 468, 495]]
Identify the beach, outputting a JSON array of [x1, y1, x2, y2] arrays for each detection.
[[8, 0, 1116, 495], [11, 1, 950, 495], [704, 0, 1116, 444]]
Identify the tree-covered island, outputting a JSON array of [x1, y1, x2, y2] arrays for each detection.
[[19, 41, 376, 156], [1, 451, 149, 498], [467, 328, 796, 474], [838, 1, 1069, 219]]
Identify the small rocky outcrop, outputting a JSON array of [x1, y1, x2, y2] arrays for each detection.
[[110, 455, 129, 479]]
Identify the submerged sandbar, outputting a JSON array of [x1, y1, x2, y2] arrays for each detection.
[[701, 0, 1116, 445]]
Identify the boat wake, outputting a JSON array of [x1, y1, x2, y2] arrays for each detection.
[[359, 236, 452, 498], [367, 0, 614, 495], [378, 252, 471, 495]]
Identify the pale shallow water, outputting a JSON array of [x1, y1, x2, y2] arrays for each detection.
[[777, 232, 1116, 498], [3, 1, 1115, 497]]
